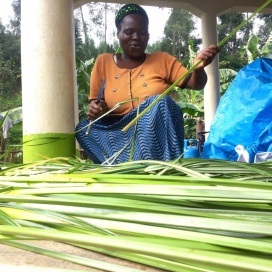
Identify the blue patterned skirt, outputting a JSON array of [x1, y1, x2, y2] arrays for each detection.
[[75, 95, 184, 164]]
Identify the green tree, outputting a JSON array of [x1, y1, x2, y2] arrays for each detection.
[[218, 12, 253, 70], [0, 21, 21, 103], [163, 9, 198, 63], [74, 15, 84, 58], [97, 41, 115, 55], [0, 0, 22, 156], [10, 0, 21, 36], [257, 14, 272, 47], [74, 9, 98, 61], [87, 2, 121, 47], [147, 37, 173, 54]]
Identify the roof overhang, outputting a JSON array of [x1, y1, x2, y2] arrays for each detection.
[[73, 0, 272, 17]]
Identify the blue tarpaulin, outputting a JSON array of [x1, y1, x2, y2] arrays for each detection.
[[201, 57, 272, 162]]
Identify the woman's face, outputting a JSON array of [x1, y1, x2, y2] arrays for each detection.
[[117, 14, 149, 59]]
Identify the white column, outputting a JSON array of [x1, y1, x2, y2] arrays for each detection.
[[21, 0, 77, 162], [201, 13, 220, 133]]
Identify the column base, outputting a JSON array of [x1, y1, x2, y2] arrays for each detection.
[[23, 133, 75, 163]]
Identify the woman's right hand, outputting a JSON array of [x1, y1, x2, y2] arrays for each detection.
[[87, 100, 108, 121]]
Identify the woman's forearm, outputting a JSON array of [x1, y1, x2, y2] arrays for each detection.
[[187, 68, 207, 90]]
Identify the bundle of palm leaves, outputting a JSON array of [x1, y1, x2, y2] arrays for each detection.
[[0, 157, 272, 271]]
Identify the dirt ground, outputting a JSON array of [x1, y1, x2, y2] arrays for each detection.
[[0, 241, 167, 272]]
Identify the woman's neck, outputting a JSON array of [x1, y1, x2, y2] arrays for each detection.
[[115, 53, 146, 69]]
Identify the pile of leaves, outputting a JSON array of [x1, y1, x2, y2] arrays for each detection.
[[0, 157, 272, 271]]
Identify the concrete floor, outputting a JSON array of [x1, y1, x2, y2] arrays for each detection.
[[0, 241, 167, 272]]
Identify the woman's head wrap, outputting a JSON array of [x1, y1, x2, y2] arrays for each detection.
[[115, 3, 149, 28]]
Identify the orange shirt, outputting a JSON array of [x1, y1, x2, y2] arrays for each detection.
[[89, 52, 188, 115]]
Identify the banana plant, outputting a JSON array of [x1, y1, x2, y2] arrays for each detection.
[[174, 44, 237, 138], [242, 31, 272, 63], [76, 57, 95, 120]]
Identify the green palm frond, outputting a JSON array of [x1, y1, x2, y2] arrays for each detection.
[[1, 158, 272, 271]]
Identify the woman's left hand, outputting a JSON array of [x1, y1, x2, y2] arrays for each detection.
[[193, 45, 220, 69]]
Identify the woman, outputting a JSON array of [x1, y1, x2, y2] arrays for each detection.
[[76, 3, 219, 164]]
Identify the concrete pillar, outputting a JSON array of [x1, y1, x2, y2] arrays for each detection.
[[21, 0, 77, 162], [201, 13, 220, 133]]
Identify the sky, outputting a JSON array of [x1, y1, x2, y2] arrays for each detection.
[[0, 0, 13, 25], [0, 0, 171, 44]]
